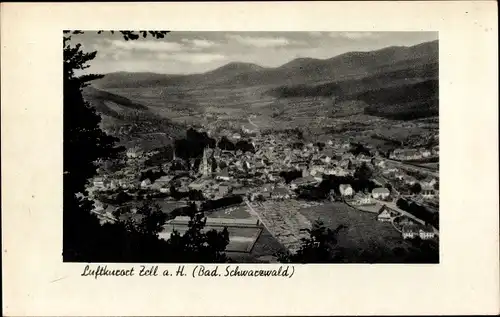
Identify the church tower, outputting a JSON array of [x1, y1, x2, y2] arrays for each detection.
[[199, 147, 212, 177]]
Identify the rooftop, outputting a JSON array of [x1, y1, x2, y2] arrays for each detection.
[[372, 187, 390, 194]]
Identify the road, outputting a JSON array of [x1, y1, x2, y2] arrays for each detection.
[[384, 158, 439, 177], [247, 116, 259, 130]]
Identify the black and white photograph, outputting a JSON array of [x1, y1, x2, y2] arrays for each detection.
[[64, 30, 440, 264]]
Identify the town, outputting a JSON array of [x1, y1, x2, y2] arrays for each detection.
[[89, 125, 439, 262]]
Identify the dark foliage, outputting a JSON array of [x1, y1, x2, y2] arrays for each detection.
[[217, 136, 236, 151], [201, 195, 243, 211], [396, 198, 439, 229], [278, 221, 347, 263], [145, 146, 175, 167], [235, 140, 255, 153], [280, 170, 303, 184], [410, 183, 422, 194], [353, 163, 374, 182], [349, 143, 371, 156], [139, 168, 166, 182], [174, 128, 215, 162]]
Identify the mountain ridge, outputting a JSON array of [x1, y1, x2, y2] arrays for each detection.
[[91, 40, 438, 89]]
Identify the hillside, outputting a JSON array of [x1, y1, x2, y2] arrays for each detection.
[[266, 41, 438, 121], [82, 86, 186, 150]]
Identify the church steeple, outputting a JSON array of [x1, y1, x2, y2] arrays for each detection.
[[198, 146, 212, 177]]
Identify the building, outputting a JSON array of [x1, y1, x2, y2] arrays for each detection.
[[216, 168, 231, 181], [188, 179, 210, 191], [377, 207, 393, 222], [126, 146, 143, 159], [421, 149, 432, 157], [271, 186, 291, 200], [357, 154, 372, 163], [140, 179, 151, 188], [421, 185, 435, 198], [404, 176, 418, 185], [421, 176, 437, 188], [198, 147, 212, 177], [350, 193, 374, 206], [402, 225, 419, 239], [93, 177, 106, 189], [290, 175, 319, 189], [154, 175, 173, 187], [339, 184, 354, 197], [419, 226, 436, 240], [390, 148, 422, 161], [372, 187, 390, 200]]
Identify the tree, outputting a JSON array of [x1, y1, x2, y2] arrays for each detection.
[[385, 183, 393, 192], [433, 181, 439, 191], [134, 203, 168, 236], [278, 221, 347, 263], [354, 162, 373, 181], [164, 211, 230, 263], [410, 183, 422, 194]]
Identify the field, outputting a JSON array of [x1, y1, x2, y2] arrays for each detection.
[[298, 202, 435, 263]]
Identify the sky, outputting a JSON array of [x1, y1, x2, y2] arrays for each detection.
[[70, 31, 438, 75]]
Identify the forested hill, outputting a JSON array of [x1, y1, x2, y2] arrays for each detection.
[[82, 86, 186, 150]]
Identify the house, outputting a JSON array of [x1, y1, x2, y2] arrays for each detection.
[[188, 179, 209, 191], [390, 148, 422, 161], [262, 183, 274, 192], [271, 186, 291, 200], [126, 146, 143, 159], [154, 175, 173, 187], [290, 175, 319, 189], [372, 187, 390, 200], [373, 158, 386, 168], [216, 168, 231, 181], [421, 149, 432, 158], [232, 187, 248, 197], [159, 187, 170, 194], [372, 178, 386, 187], [421, 185, 435, 198], [339, 159, 351, 169], [93, 177, 106, 189], [339, 184, 354, 197], [377, 205, 400, 222], [351, 193, 374, 206], [404, 176, 418, 185], [255, 161, 266, 170], [342, 153, 355, 161], [377, 207, 393, 222], [419, 225, 436, 240], [402, 225, 420, 239], [421, 176, 437, 188], [394, 172, 407, 180], [140, 178, 151, 188], [357, 154, 372, 163], [432, 146, 439, 156]]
